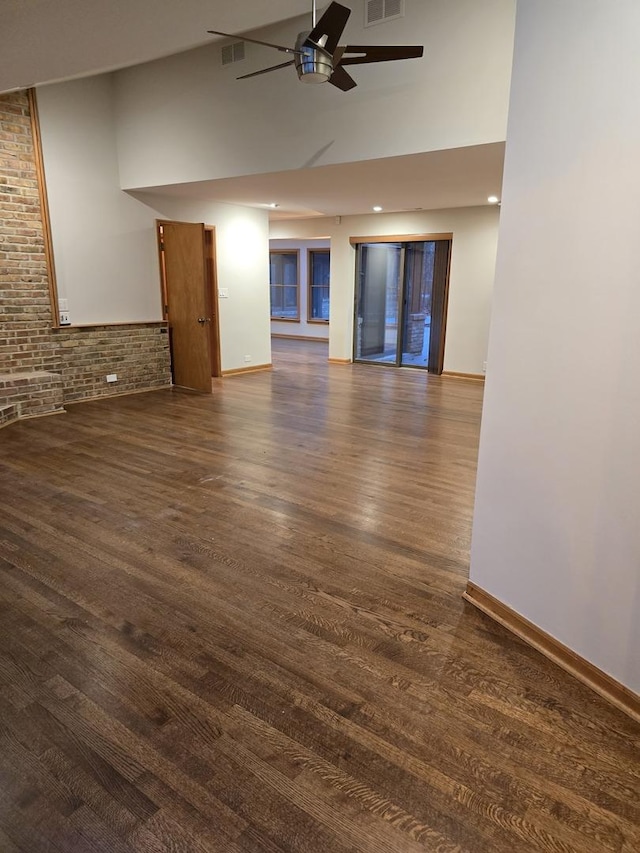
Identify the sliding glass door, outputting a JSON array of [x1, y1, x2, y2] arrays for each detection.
[[354, 237, 451, 373], [355, 243, 402, 362]]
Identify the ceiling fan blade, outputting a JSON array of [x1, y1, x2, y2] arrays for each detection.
[[329, 64, 357, 92], [237, 60, 295, 80], [304, 2, 351, 55], [339, 45, 424, 66], [207, 29, 303, 55]]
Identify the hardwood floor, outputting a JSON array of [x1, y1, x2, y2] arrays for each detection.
[[0, 338, 638, 853]]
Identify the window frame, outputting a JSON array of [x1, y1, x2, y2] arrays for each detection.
[[307, 249, 331, 324], [269, 249, 300, 322]]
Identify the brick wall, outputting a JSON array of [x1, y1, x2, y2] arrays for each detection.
[[56, 324, 171, 403], [0, 91, 171, 423], [0, 371, 63, 417], [0, 91, 58, 375]]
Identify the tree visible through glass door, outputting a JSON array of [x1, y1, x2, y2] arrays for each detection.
[[400, 241, 435, 368]]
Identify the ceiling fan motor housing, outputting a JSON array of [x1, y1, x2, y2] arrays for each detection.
[[294, 31, 333, 83]]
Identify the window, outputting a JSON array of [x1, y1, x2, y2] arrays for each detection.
[[269, 251, 299, 321], [308, 250, 330, 322]]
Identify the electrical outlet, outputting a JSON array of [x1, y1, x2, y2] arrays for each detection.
[[218, 288, 229, 298], [106, 373, 118, 383], [59, 311, 71, 325], [482, 361, 487, 374], [244, 355, 252, 363]]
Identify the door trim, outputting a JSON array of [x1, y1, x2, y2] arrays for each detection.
[[349, 232, 453, 245], [204, 227, 222, 378], [427, 239, 452, 375]]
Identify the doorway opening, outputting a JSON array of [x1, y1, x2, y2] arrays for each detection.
[[352, 235, 451, 373], [268, 238, 331, 351]]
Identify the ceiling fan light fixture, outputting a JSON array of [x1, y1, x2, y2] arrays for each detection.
[[299, 67, 332, 83], [295, 36, 334, 83]]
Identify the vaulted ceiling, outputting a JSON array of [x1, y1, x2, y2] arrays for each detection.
[[3, 0, 507, 218]]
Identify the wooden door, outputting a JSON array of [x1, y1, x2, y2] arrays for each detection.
[[161, 221, 212, 392]]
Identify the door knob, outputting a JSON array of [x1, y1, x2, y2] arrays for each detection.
[[198, 317, 206, 324]]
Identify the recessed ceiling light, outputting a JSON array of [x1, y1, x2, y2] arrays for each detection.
[[487, 195, 500, 204], [372, 205, 383, 212], [268, 203, 279, 208]]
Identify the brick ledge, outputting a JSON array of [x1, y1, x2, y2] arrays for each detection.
[[0, 370, 64, 419]]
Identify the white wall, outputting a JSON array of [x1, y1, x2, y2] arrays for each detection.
[[114, 0, 515, 189], [470, 0, 640, 692], [37, 75, 271, 373], [269, 238, 330, 339], [270, 207, 499, 373], [37, 76, 163, 324]]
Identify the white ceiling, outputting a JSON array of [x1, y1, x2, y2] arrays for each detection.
[[136, 143, 505, 219], [2, 0, 505, 219]]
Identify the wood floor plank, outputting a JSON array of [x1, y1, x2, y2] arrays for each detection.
[[0, 338, 638, 852]]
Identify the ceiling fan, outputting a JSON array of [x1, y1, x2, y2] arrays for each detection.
[[208, 1, 424, 92]]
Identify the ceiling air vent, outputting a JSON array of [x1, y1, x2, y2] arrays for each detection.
[[365, 0, 404, 27], [221, 41, 245, 66]]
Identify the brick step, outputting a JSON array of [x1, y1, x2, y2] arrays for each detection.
[[0, 371, 64, 420], [0, 403, 19, 429]]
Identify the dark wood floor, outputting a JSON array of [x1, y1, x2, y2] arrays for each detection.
[[0, 338, 638, 853]]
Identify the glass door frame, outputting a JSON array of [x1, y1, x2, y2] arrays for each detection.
[[353, 241, 405, 367], [351, 233, 453, 374]]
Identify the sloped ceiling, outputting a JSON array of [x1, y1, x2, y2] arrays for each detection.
[[0, 0, 312, 93]]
